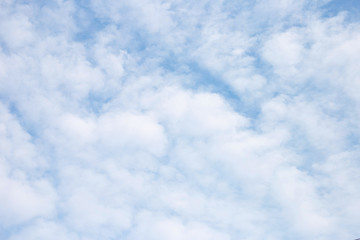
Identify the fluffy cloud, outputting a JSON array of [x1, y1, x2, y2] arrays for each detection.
[[0, 104, 55, 227], [1, 0, 360, 239]]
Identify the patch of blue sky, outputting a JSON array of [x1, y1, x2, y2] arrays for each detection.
[[84, 91, 114, 115], [72, 5, 144, 54], [287, 136, 327, 173], [72, 1, 110, 42], [245, 49, 273, 87], [14, 0, 47, 7], [347, 132, 360, 148], [73, 17, 110, 43], [0, 42, 11, 55], [7, 102, 40, 140], [321, 0, 360, 21], [160, 47, 266, 121], [179, 60, 262, 117], [0, 224, 24, 240], [221, 0, 253, 18]]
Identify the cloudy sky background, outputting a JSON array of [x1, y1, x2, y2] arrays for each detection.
[[1, 0, 360, 239]]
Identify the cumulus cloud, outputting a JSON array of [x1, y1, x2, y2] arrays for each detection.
[[0, 104, 55, 227], [1, 0, 360, 239]]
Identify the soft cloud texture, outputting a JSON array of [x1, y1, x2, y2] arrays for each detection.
[[1, 0, 360, 239]]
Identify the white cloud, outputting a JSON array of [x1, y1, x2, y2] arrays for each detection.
[[0, 104, 56, 227], [262, 30, 304, 76], [97, 111, 167, 157], [0, 13, 35, 49], [1, 0, 360, 239], [8, 220, 79, 240], [0, 175, 55, 226], [126, 211, 230, 240], [271, 166, 334, 236]]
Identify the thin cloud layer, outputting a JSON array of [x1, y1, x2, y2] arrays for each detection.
[[1, 0, 360, 239]]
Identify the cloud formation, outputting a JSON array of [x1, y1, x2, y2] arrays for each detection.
[[1, 0, 360, 239]]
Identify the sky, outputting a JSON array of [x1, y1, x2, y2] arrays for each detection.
[[0, 0, 360, 239]]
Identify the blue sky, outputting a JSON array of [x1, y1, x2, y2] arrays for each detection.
[[1, 0, 360, 239]]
